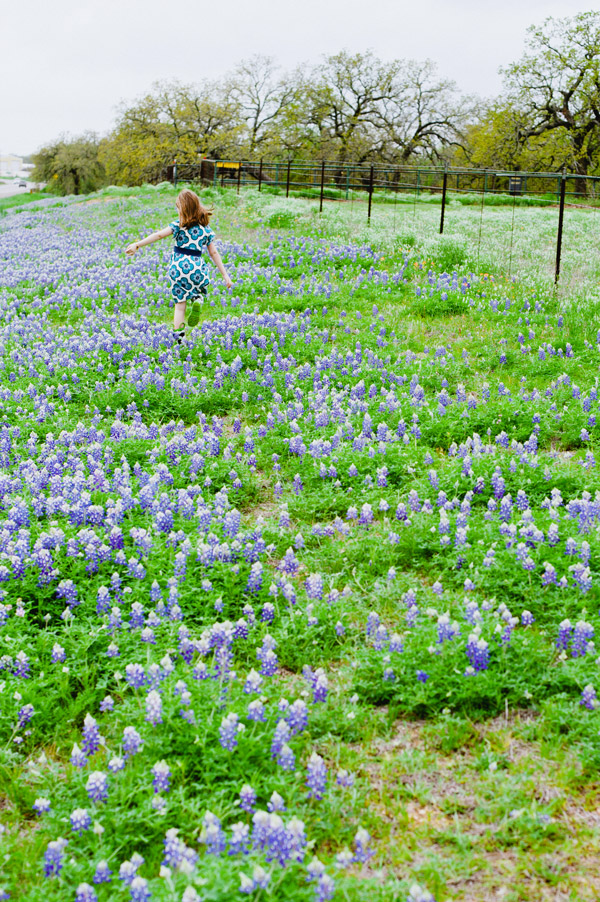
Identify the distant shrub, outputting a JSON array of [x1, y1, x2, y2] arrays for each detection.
[[434, 237, 467, 271]]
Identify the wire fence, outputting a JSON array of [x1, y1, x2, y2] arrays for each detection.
[[162, 159, 600, 286]]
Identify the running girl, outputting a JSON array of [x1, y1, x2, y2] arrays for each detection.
[[125, 189, 232, 340]]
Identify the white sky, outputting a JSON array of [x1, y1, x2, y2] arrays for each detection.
[[0, 0, 592, 156]]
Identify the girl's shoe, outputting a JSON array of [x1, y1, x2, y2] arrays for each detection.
[[188, 301, 201, 328]]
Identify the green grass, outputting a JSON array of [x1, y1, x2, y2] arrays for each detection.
[[0, 191, 53, 212]]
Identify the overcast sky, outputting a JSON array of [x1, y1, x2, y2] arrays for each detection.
[[0, 0, 592, 156]]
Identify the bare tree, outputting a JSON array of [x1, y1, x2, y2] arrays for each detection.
[[226, 56, 300, 157], [302, 51, 402, 164], [375, 60, 472, 164]]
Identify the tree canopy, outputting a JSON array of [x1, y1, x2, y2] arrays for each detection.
[[32, 134, 105, 195], [32, 13, 600, 194], [502, 11, 600, 178]]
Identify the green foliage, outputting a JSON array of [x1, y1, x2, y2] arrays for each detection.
[[32, 133, 106, 196]]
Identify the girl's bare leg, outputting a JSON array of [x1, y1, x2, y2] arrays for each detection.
[[173, 302, 186, 330]]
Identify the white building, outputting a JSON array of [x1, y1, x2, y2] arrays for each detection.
[[0, 155, 24, 177]]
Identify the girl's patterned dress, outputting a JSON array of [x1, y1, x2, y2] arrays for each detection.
[[167, 220, 215, 302]]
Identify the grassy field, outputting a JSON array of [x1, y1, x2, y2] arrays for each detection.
[[0, 184, 600, 902]]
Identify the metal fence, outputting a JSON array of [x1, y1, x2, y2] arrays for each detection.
[[162, 159, 600, 284]]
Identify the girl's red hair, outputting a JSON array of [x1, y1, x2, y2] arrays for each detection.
[[177, 189, 213, 229]]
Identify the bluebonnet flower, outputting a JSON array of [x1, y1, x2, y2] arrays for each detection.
[[353, 827, 374, 863], [93, 861, 112, 884], [86, 771, 108, 803], [70, 808, 92, 834], [466, 631, 490, 672], [162, 827, 198, 871], [56, 579, 78, 607], [129, 877, 151, 902], [13, 651, 30, 678], [257, 635, 278, 676], [43, 838, 68, 877], [305, 573, 324, 600], [70, 743, 87, 768], [521, 610, 535, 626], [416, 670, 429, 683], [359, 503, 373, 527], [33, 797, 51, 815], [542, 562, 558, 586], [306, 752, 327, 800], [436, 613, 460, 645], [271, 719, 291, 757], [247, 699, 266, 722], [51, 643, 66, 663], [229, 822, 250, 855], [240, 865, 270, 893], [570, 563, 593, 593], [75, 884, 98, 902], [125, 663, 146, 689], [119, 854, 144, 885], [407, 885, 436, 902], [123, 726, 143, 758], [260, 602, 275, 623], [200, 811, 227, 855], [151, 760, 171, 794], [267, 791, 286, 812], [277, 743, 296, 771], [571, 621, 594, 657], [336, 769, 355, 788], [246, 562, 263, 593], [304, 666, 328, 703], [556, 619, 573, 651], [219, 712, 243, 750], [17, 704, 34, 727], [280, 548, 299, 575], [581, 684, 597, 710], [145, 690, 163, 725], [82, 714, 102, 757], [282, 582, 297, 606], [244, 669, 263, 694], [287, 699, 309, 734], [239, 784, 257, 812]]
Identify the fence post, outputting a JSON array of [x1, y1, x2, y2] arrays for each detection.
[[439, 166, 448, 234], [212, 163, 217, 189], [555, 169, 567, 285], [346, 165, 350, 200], [286, 160, 291, 198], [237, 162, 241, 194], [258, 158, 263, 192], [319, 160, 325, 213], [173, 161, 178, 190], [367, 164, 375, 222]]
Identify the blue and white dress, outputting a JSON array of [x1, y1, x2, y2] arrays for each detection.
[[167, 220, 215, 302]]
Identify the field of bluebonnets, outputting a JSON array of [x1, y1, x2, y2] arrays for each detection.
[[2, 183, 600, 902]]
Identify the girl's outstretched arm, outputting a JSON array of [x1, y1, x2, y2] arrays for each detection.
[[125, 228, 172, 256], [207, 242, 233, 289]]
